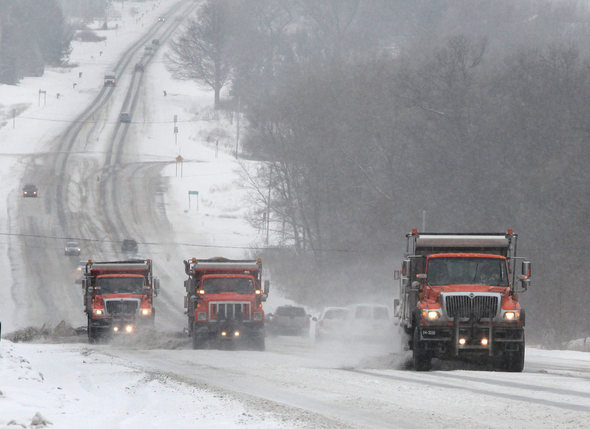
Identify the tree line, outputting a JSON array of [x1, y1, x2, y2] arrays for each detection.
[[168, 0, 590, 346], [0, 0, 73, 84]]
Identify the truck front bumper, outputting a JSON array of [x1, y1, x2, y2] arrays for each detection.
[[417, 325, 524, 357], [193, 321, 264, 341]]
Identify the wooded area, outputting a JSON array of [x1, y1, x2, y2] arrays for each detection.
[[166, 0, 590, 346], [0, 0, 88, 84]]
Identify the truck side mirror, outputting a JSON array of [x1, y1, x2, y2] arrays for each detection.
[[521, 260, 531, 278], [153, 278, 160, 296], [521, 278, 530, 291], [262, 280, 270, 301], [184, 279, 192, 294], [518, 260, 531, 291], [402, 260, 411, 277], [402, 277, 410, 290], [393, 299, 401, 318]]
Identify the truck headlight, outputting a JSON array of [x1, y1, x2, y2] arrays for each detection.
[[92, 309, 104, 316], [503, 311, 520, 321], [197, 312, 207, 321], [140, 308, 152, 316], [422, 310, 441, 320], [253, 312, 263, 321]]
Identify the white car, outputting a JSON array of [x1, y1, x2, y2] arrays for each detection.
[[314, 307, 349, 342], [345, 304, 392, 342]]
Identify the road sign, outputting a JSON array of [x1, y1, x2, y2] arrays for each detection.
[[188, 191, 199, 210]]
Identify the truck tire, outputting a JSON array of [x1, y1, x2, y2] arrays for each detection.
[[252, 334, 265, 351], [413, 328, 432, 371], [87, 319, 100, 344], [192, 323, 206, 350], [503, 339, 525, 372], [192, 333, 206, 350]]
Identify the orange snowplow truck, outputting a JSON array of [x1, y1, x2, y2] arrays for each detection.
[[395, 230, 531, 372], [83, 260, 160, 343], [183, 257, 269, 350]]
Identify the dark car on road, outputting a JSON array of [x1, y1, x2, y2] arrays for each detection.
[[267, 305, 310, 337], [104, 73, 116, 86], [22, 183, 38, 197], [121, 239, 138, 254], [134, 63, 144, 72], [120, 112, 131, 123]]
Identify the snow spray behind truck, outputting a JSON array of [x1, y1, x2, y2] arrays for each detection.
[[183, 257, 269, 350], [394, 230, 531, 371], [83, 260, 160, 343]]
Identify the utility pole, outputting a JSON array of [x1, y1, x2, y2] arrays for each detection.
[[266, 164, 272, 244], [235, 97, 241, 159]]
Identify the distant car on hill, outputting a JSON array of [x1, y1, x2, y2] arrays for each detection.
[[121, 238, 138, 254], [22, 183, 38, 197], [104, 73, 116, 86], [64, 241, 82, 256], [119, 112, 131, 123]]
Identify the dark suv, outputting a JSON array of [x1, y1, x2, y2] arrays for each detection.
[[121, 239, 138, 254], [267, 305, 310, 337]]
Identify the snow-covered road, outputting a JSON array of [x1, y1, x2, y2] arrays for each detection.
[[2, 336, 590, 428]]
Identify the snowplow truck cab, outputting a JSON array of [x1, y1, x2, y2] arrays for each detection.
[[395, 230, 530, 372], [83, 260, 160, 343], [183, 257, 269, 350]]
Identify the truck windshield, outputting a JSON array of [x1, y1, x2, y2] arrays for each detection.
[[202, 278, 254, 294], [97, 276, 145, 294], [427, 257, 509, 286]]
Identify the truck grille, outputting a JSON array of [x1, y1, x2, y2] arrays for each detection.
[[105, 299, 139, 317], [211, 302, 250, 321], [444, 294, 499, 319]]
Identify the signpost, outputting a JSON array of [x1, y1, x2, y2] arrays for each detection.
[[175, 154, 183, 177], [174, 115, 178, 145], [38, 89, 47, 106], [188, 190, 199, 211]]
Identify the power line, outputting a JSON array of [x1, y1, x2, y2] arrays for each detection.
[[0, 231, 364, 253]]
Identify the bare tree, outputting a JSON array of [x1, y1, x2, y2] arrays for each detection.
[[165, 0, 233, 107]]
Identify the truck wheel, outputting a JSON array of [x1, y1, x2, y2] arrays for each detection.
[[192, 323, 206, 349], [252, 334, 265, 351], [87, 320, 100, 344], [413, 328, 432, 371], [192, 334, 205, 350], [503, 342, 525, 372]]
